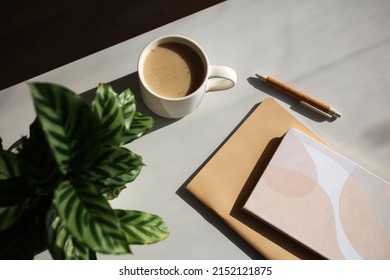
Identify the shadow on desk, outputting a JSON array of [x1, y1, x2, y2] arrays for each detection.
[[176, 105, 266, 260], [247, 77, 336, 123], [80, 72, 179, 133], [177, 187, 265, 260], [1, 0, 225, 90], [81, 73, 264, 259]]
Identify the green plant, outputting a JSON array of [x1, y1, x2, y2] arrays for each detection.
[[0, 83, 169, 259]]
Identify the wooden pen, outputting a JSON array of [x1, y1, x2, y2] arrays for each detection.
[[256, 74, 341, 118]]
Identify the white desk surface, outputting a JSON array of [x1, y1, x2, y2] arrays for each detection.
[[1, 0, 389, 260]]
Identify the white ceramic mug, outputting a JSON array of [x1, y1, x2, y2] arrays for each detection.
[[137, 35, 237, 118]]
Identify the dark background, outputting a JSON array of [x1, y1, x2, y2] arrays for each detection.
[[0, 0, 224, 90]]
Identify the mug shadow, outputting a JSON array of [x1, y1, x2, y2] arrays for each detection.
[[247, 77, 336, 123], [80, 71, 180, 133]]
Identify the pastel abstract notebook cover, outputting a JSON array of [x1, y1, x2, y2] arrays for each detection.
[[242, 128, 390, 259]]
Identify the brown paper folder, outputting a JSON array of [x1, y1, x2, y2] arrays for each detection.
[[186, 98, 328, 259]]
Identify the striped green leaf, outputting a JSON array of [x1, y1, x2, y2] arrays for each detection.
[[118, 88, 154, 144], [0, 206, 47, 259], [0, 150, 21, 180], [100, 185, 126, 200], [0, 203, 26, 231], [53, 180, 129, 254], [104, 171, 142, 187], [92, 84, 124, 146], [29, 83, 100, 175], [0, 150, 32, 207], [83, 146, 143, 200], [0, 217, 35, 259], [46, 205, 97, 260], [115, 209, 169, 245], [84, 146, 143, 184], [118, 88, 136, 130], [20, 120, 61, 191], [121, 112, 154, 144]]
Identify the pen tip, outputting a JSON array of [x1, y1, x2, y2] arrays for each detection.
[[255, 73, 267, 82], [329, 107, 342, 118]]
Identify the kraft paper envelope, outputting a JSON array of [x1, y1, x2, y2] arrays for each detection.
[[186, 98, 328, 259]]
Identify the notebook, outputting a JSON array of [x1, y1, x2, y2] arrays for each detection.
[[186, 98, 328, 259], [242, 128, 390, 259]]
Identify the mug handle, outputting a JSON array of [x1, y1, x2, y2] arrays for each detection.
[[206, 65, 237, 92]]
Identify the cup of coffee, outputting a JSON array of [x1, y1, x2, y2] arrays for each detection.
[[138, 35, 237, 118]]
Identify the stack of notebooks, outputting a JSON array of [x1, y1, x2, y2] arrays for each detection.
[[186, 98, 390, 259]]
